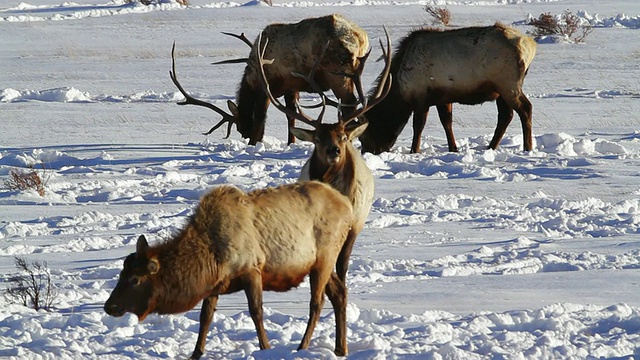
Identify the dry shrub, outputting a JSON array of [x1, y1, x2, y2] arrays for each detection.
[[528, 10, 593, 43], [424, 5, 451, 26], [127, 0, 188, 5], [4, 257, 59, 311], [5, 166, 47, 196]]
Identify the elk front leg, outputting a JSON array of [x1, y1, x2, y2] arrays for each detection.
[[243, 269, 270, 350], [190, 294, 219, 359], [436, 103, 457, 152], [515, 94, 533, 151], [489, 95, 514, 150], [285, 92, 300, 144], [336, 228, 358, 284], [325, 272, 348, 356], [298, 267, 330, 351], [411, 108, 429, 153]]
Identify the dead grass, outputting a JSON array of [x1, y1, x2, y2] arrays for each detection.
[[424, 5, 451, 26]]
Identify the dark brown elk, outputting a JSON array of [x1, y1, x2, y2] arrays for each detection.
[[358, 23, 537, 154], [169, 14, 369, 145], [256, 28, 392, 284], [104, 181, 354, 359]]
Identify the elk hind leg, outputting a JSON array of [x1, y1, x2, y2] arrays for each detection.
[[190, 294, 219, 359], [243, 269, 270, 350], [436, 103, 458, 152], [488, 96, 514, 150], [298, 266, 332, 351], [325, 272, 348, 356]]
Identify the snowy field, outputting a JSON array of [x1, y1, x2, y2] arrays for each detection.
[[1, 0, 640, 358]]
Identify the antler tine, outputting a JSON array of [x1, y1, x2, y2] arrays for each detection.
[[221, 31, 253, 47], [169, 41, 237, 138], [212, 58, 249, 65], [340, 26, 393, 126], [255, 33, 321, 129], [211, 32, 253, 65]]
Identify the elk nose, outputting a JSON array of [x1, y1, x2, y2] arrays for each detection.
[[104, 301, 124, 316], [327, 146, 340, 157]]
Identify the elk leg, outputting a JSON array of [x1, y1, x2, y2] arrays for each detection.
[[489, 96, 514, 150], [411, 109, 429, 153], [515, 94, 533, 151], [190, 294, 219, 360], [298, 267, 330, 351], [436, 103, 457, 152], [325, 272, 348, 356], [336, 228, 357, 285], [284, 92, 299, 144], [243, 269, 270, 350]]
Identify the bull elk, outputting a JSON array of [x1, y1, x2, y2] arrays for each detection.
[[256, 28, 392, 284], [104, 181, 354, 359], [358, 23, 537, 154], [170, 14, 369, 145]]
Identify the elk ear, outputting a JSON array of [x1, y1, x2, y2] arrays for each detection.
[[136, 235, 149, 256], [147, 257, 160, 275], [346, 121, 369, 141], [227, 101, 239, 118], [290, 127, 315, 142]]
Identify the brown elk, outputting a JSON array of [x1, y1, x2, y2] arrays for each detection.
[[358, 23, 537, 154], [104, 181, 354, 359], [170, 14, 369, 145], [255, 28, 392, 284]]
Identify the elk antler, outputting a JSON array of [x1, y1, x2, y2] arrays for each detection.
[[255, 33, 332, 129], [338, 26, 393, 126], [169, 42, 237, 137], [211, 32, 253, 65]]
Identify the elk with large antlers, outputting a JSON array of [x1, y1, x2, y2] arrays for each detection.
[[170, 14, 369, 145], [256, 28, 392, 284], [104, 181, 354, 358], [358, 23, 537, 154]]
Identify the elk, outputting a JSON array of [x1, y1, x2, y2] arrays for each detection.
[[358, 23, 537, 154], [104, 181, 354, 359], [255, 28, 392, 284], [169, 14, 369, 145]]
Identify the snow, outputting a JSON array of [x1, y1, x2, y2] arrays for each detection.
[[1, 0, 640, 358]]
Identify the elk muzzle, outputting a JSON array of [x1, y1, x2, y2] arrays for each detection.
[[326, 145, 341, 164]]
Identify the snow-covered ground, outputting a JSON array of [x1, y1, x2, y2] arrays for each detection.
[[1, 0, 640, 358]]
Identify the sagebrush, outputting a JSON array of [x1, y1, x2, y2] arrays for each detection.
[[4, 257, 59, 311], [528, 10, 593, 43], [4, 166, 48, 196]]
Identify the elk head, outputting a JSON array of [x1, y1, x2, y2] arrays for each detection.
[[256, 27, 392, 167], [104, 235, 159, 321]]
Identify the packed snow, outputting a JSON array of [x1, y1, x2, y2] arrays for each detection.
[[1, 0, 640, 358]]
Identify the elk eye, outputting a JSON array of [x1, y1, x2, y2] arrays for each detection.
[[341, 135, 348, 141], [129, 276, 142, 287]]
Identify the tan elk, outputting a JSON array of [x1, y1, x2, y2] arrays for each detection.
[[255, 28, 392, 284], [104, 181, 353, 359], [358, 23, 537, 154], [170, 14, 369, 145]]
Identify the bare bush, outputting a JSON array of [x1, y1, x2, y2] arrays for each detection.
[[4, 165, 48, 196], [4, 257, 58, 311], [528, 10, 593, 43], [424, 5, 451, 26]]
